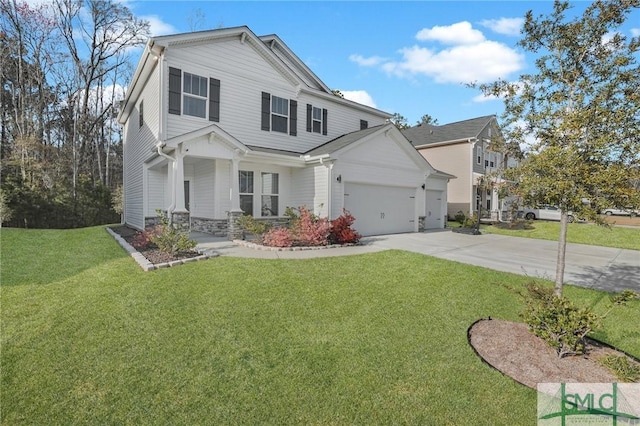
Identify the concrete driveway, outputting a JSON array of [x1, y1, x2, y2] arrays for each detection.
[[193, 230, 639, 293]]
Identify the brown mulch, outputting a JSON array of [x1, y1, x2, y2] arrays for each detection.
[[469, 318, 640, 389], [109, 224, 201, 265]]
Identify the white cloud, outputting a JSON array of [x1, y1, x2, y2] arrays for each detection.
[[340, 90, 377, 108], [479, 18, 524, 36], [349, 54, 387, 67], [416, 21, 485, 45], [351, 21, 525, 86], [382, 40, 524, 84], [632, 28, 640, 37], [141, 15, 178, 37], [472, 93, 499, 103]]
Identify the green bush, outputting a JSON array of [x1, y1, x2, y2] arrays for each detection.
[[520, 283, 638, 358], [521, 282, 600, 358], [150, 211, 196, 256], [236, 214, 271, 237]]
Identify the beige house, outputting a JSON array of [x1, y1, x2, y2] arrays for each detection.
[[403, 115, 517, 220]]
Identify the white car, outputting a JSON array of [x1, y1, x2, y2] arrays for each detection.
[[520, 205, 575, 223], [601, 207, 638, 217]]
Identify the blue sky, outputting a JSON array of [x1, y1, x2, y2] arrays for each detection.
[[127, 1, 640, 126]]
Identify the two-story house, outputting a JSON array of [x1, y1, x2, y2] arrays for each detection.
[[117, 26, 452, 238], [403, 115, 516, 221]]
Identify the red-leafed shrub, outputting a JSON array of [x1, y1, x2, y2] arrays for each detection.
[[130, 227, 159, 249], [262, 227, 294, 247], [292, 206, 331, 246], [329, 209, 362, 244]]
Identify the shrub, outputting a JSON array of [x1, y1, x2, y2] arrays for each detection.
[[520, 283, 638, 358], [131, 227, 158, 249], [454, 211, 466, 224], [150, 212, 196, 256], [292, 206, 331, 246], [236, 214, 271, 238], [262, 227, 294, 247], [329, 209, 361, 244], [520, 282, 599, 357]]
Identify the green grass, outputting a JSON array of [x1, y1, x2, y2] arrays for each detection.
[[2, 227, 639, 424], [448, 221, 640, 251]]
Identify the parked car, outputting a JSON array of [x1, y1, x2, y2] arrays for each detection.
[[600, 207, 638, 217], [519, 205, 575, 222]]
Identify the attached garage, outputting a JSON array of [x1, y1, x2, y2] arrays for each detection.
[[344, 183, 416, 236]]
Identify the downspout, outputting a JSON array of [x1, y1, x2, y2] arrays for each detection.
[[469, 138, 476, 215], [156, 142, 176, 215]]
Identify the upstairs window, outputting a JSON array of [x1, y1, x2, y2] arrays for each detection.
[[183, 72, 208, 118], [261, 92, 297, 136], [271, 95, 289, 133], [312, 107, 322, 133], [139, 100, 144, 128], [360, 120, 368, 130], [168, 67, 220, 122], [476, 146, 482, 165], [306, 104, 328, 135]]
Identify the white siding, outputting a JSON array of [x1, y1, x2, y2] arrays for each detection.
[[215, 159, 232, 217], [147, 166, 167, 215], [192, 160, 215, 218], [123, 65, 160, 229], [163, 38, 387, 154]]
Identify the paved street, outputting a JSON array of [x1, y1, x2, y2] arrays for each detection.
[[193, 229, 640, 293]]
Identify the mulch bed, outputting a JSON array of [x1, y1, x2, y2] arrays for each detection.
[[468, 318, 640, 389], [109, 224, 201, 265]]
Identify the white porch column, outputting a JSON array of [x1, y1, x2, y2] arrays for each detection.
[[173, 145, 187, 213], [229, 149, 243, 212]]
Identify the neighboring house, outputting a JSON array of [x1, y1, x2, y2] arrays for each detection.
[[117, 26, 452, 238], [403, 115, 517, 220]]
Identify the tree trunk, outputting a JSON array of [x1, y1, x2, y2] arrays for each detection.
[[554, 211, 569, 296]]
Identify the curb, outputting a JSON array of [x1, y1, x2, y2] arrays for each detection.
[[106, 227, 218, 271]]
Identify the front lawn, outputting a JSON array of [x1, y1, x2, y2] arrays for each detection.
[[480, 221, 640, 251], [448, 220, 640, 251], [2, 227, 638, 424]]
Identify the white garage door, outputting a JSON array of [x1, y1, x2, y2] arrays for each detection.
[[425, 190, 444, 229], [344, 183, 416, 236]]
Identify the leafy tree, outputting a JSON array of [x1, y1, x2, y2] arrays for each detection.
[[389, 113, 409, 129], [417, 114, 438, 126], [478, 0, 640, 296]]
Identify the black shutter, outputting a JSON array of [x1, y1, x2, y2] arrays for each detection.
[[289, 100, 297, 136], [261, 92, 270, 131], [360, 119, 368, 130], [322, 108, 328, 135], [306, 104, 312, 132], [169, 67, 181, 115], [209, 78, 220, 122]]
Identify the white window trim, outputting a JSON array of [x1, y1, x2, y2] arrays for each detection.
[[183, 72, 208, 119]]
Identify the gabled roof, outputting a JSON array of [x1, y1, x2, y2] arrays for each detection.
[[402, 115, 497, 148], [304, 125, 386, 157], [118, 25, 391, 124]]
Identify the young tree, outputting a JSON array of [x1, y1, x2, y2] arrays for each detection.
[[478, 0, 640, 296], [417, 114, 439, 126], [389, 113, 409, 129]]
